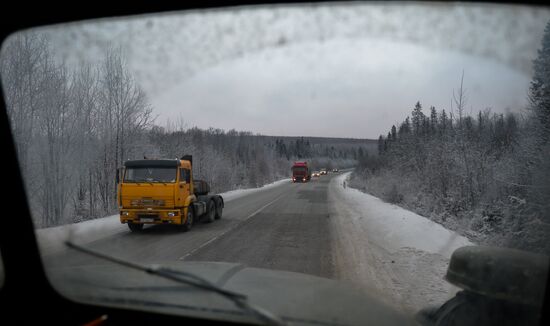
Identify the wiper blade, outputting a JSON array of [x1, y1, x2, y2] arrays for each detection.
[[65, 241, 286, 326]]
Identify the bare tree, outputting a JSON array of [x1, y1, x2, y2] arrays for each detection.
[[96, 47, 153, 214], [0, 33, 49, 197]]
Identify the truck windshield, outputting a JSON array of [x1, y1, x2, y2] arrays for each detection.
[[124, 167, 176, 183], [292, 167, 306, 173]]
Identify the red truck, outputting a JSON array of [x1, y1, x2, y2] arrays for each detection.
[[292, 161, 311, 182]]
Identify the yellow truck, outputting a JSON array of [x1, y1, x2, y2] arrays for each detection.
[[116, 155, 224, 232]]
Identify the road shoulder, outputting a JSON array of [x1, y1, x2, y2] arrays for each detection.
[[328, 172, 472, 314]]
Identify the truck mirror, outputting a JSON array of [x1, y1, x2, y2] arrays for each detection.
[[116, 168, 121, 184]]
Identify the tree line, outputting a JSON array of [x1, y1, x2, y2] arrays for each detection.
[[353, 22, 550, 255]]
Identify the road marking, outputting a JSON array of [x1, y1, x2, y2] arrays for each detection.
[[178, 192, 286, 260], [243, 193, 285, 220]]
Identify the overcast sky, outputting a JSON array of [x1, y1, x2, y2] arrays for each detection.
[[152, 38, 529, 138], [35, 2, 550, 139]]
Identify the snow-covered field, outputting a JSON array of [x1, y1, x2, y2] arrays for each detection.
[[35, 178, 290, 255], [328, 172, 472, 314]]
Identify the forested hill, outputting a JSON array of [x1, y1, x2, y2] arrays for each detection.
[[262, 135, 377, 160], [269, 135, 377, 146]]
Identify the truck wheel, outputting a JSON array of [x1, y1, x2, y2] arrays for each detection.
[[204, 200, 215, 223], [181, 208, 194, 232], [214, 198, 223, 220], [128, 222, 143, 232]]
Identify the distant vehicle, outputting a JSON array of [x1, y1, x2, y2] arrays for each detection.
[[320, 168, 327, 175], [117, 155, 224, 232], [312, 171, 320, 177], [332, 168, 339, 173], [292, 161, 311, 182]]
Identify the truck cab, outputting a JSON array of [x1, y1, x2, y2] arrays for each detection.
[[117, 156, 223, 232], [292, 161, 311, 182]]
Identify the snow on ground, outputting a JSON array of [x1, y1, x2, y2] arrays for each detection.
[[220, 178, 290, 202], [36, 214, 123, 256], [328, 172, 473, 314], [36, 178, 290, 256]]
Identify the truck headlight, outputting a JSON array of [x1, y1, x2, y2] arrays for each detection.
[[121, 211, 129, 216], [167, 212, 175, 217]]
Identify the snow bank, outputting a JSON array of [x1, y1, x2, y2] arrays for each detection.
[[220, 178, 290, 202], [329, 172, 473, 313], [335, 173, 472, 257], [36, 215, 123, 255]]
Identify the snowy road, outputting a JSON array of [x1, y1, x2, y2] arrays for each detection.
[[39, 172, 471, 315]]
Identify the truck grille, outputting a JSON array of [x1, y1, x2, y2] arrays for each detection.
[[131, 199, 166, 207]]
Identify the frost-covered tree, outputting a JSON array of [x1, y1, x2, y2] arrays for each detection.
[[430, 106, 437, 136], [95, 47, 153, 214], [411, 101, 424, 136], [399, 116, 411, 136], [378, 135, 385, 155], [353, 68, 550, 254], [529, 20, 550, 140], [0, 33, 49, 189]]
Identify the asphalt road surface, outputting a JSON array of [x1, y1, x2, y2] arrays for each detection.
[[44, 174, 336, 279]]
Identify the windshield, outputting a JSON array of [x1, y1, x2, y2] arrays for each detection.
[[124, 167, 176, 183], [1, 2, 549, 325]]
